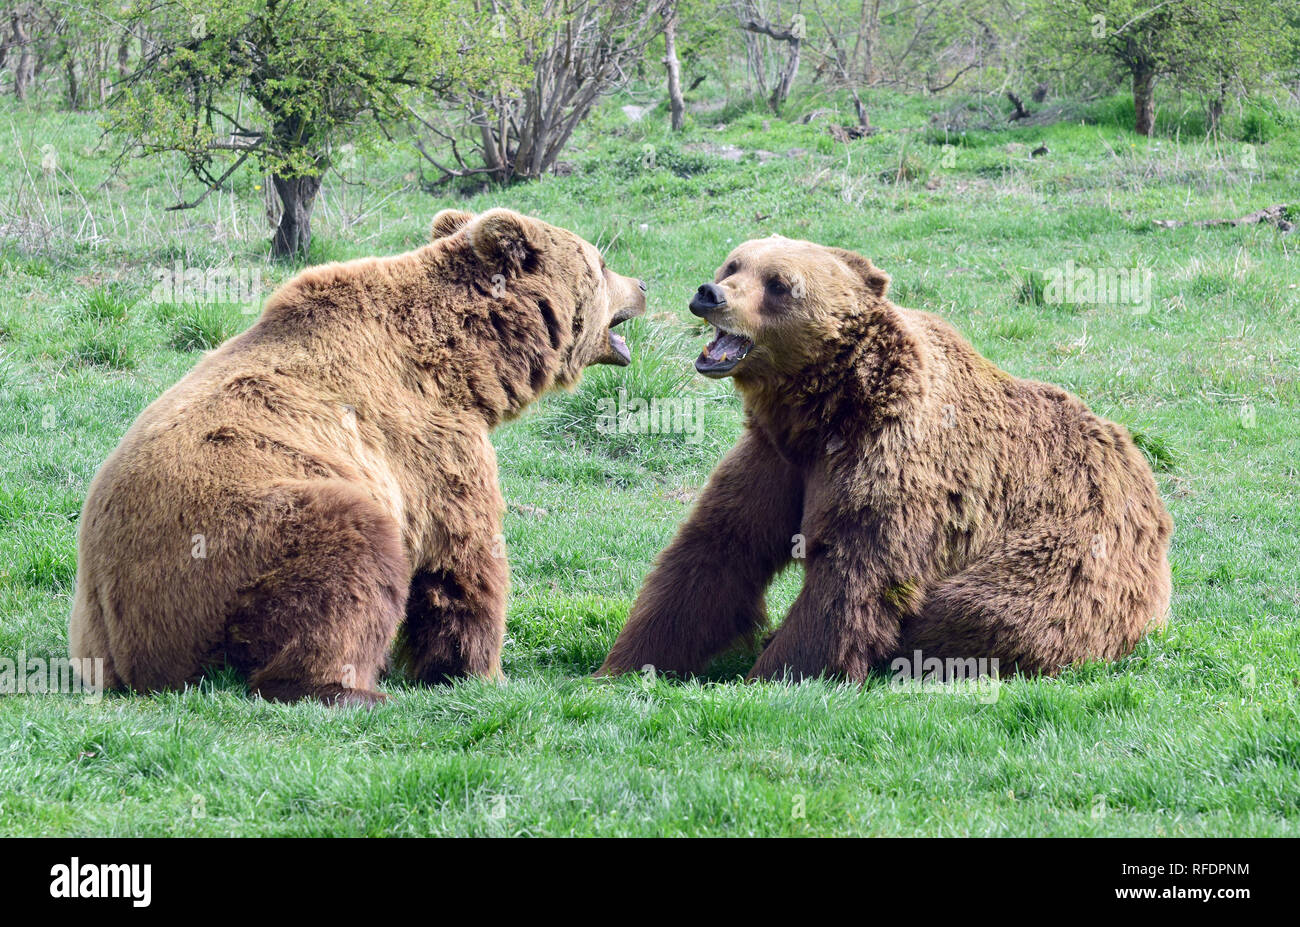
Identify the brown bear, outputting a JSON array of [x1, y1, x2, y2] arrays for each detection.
[[598, 235, 1171, 682], [69, 208, 645, 705]]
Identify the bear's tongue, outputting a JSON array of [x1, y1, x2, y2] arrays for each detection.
[[702, 330, 753, 365]]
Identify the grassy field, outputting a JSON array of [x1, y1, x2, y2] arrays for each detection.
[[1, 86, 1298, 836]]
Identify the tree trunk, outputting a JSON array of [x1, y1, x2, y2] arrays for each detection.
[[1133, 66, 1156, 137], [11, 9, 32, 101], [94, 37, 107, 103], [1207, 86, 1225, 135], [741, 28, 768, 101], [117, 30, 131, 78], [850, 87, 871, 131], [1006, 91, 1030, 120], [479, 119, 506, 183], [855, 0, 880, 83], [739, 9, 802, 114], [664, 11, 685, 132], [64, 55, 80, 110], [768, 30, 801, 113], [271, 174, 322, 259]]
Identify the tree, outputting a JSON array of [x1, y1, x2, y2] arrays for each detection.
[[1182, 2, 1298, 133], [733, 0, 805, 112], [1037, 0, 1296, 137], [772, 0, 1012, 107], [663, 0, 732, 102], [742, 8, 804, 114], [428, 0, 669, 185], [6, 3, 36, 100], [110, 0, 497, 257], [47, 1, 119, 110], [663, 2, 685, 130]]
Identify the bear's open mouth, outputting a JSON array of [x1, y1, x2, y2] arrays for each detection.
[[607, 329, 631, 365], [696, 326, 753, 377], [603, 307, 636, 366]]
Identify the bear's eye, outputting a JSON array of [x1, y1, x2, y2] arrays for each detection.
[[720, 261, 739, 280], [765, 278, 789, 297]]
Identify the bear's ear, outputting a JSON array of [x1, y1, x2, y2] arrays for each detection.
[[431, 209, 474, 241], [466, 208, 545, 273], [827, 247, 890, 299]]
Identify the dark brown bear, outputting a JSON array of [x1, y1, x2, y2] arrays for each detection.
[[69, 208, 645, 705], [598, 235, 1171, 681]]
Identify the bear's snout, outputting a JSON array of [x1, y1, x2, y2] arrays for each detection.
[[690, 283, 727, 317]]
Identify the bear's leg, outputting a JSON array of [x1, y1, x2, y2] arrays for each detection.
[[67, 586, 124, 691], [597, 429, 804, 677], [392, 427, 509, 686], [747, 553, 902, 683], [898, 522, 1171, 677], [399, 546, 508, 685], [225, 482, 408, 706]]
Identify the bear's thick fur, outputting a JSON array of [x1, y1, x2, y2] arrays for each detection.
[[598, 236, 1172, 681], [69, 208, 645, 704]]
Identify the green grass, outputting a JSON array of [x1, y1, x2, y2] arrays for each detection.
[[0, 85, 1297, 836], [69, 323, 136, 371], [165, 302, 248, 352]]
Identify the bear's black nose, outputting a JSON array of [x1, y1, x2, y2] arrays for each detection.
[[690, 283, 726, 317], [638, 280, 647, 292]]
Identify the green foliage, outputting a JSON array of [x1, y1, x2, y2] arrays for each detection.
[[70, 324, 135, 370], [69, 284, 136, 324], [108, 0, 509, 254], [1031, 0, 1300, 132], [112, 0, 501, 178], [665, 0, 739, 93], [1015, 269, 1049, 307], [1129, 428, 1178, 473], [1079, 93, 1212, 137], [878, 148, 929, 184], [988, 315, 1038, 342], [21, 537, 76, 592], [1239, 100, 1300, 143], [167, 304, 246, 352]]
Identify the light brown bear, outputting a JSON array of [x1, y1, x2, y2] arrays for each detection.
[[598, 235, 1171, 682], [69, 208, 645, 705]]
